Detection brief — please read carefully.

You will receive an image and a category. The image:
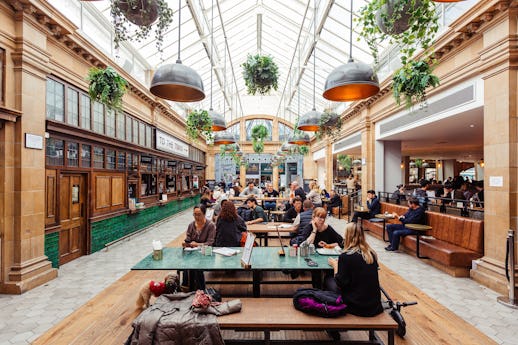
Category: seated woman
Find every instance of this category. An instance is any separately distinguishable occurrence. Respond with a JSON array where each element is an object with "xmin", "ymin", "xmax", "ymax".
[
  {"xmin": 326, "ymin": 223, "xmax": 384, "ymax": 317},
  {"xmin": 306, "ymin": 181, "xmax": 323, "ymax": 208},
  {"xmin": 215, "ymin": 201, "xmax": 247, "ymax": 247},
  {"xmin": 182, "ymin": 204, "xmax": 216, "ymax": 290},
  {"xmin": 303, "ymin": 207, "xmax": 344, "ymax": 249}
]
